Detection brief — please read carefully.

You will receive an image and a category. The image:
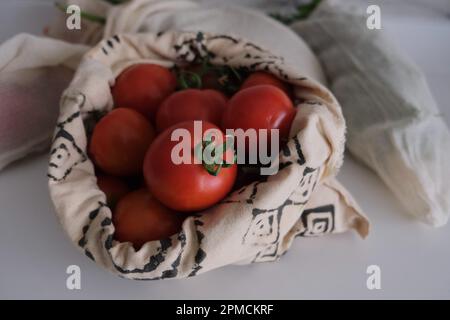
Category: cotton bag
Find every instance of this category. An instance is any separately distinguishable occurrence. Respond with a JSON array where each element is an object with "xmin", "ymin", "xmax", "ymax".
[{"xmin": 48, "ymin": 31, "xmax": 368, "ymax": 279}]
